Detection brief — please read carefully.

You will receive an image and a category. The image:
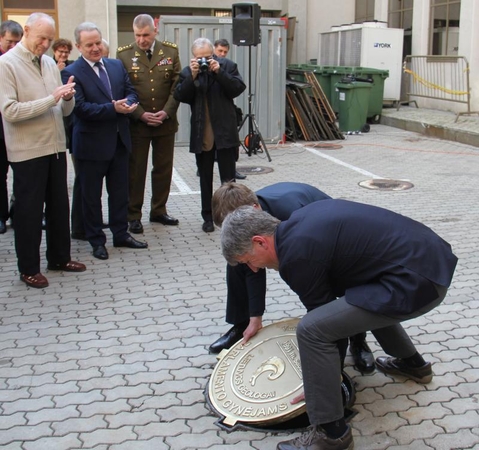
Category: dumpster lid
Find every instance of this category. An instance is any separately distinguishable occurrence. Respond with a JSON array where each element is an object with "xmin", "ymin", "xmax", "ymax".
[
  {"xmin": 207, "ymin": 318, "xmax": 306, "ymax": 427},
  {"xmin": 340, "ymin": 75, "xmax": 373, "ymax": 83}
]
